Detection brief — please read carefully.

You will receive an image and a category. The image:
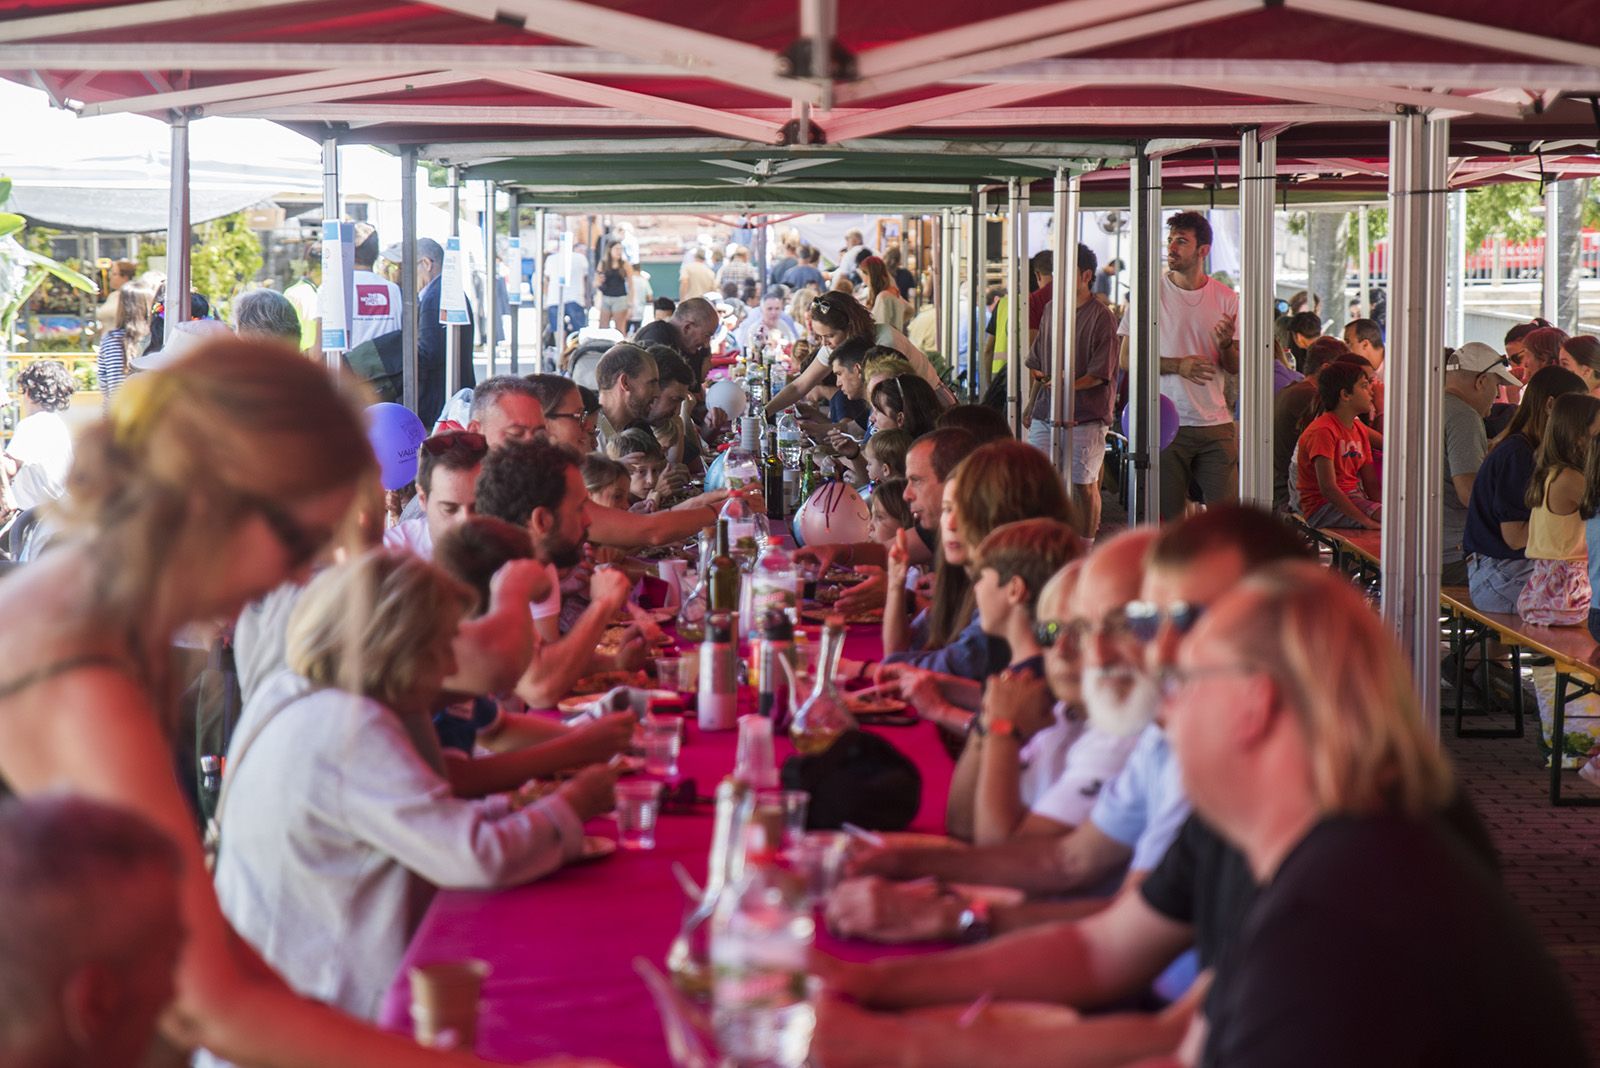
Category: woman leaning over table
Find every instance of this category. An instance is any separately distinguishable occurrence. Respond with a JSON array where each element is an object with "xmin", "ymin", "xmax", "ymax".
[
  {"xmin": 0, "ymin": 339, "xmax": 526, "ymax": 1067},
  {"xmin": 209, "ymin": 551, "xmax": 613, "ymax": 1039}
]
